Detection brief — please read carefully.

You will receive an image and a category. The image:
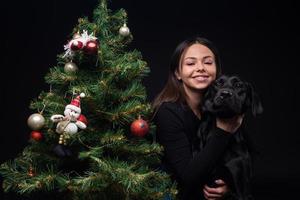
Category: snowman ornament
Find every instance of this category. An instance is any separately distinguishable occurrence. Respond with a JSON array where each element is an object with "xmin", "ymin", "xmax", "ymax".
[{"xmin": 51, "ymin": 93, "xmax": 87, "ymax": 145}]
